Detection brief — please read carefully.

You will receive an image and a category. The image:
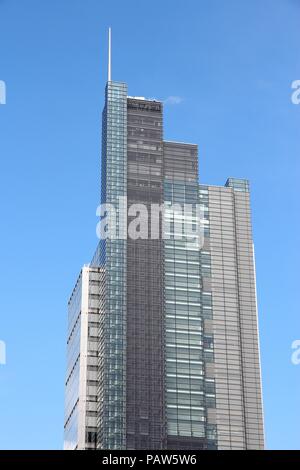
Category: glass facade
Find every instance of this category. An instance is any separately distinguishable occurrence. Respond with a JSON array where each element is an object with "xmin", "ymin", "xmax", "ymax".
[
  {"xmin": 64, "ymin": 275, "xmax": 82, "ymax": 450},
  {"xmin": 99, "ymin": 81, "xmax": 128, "ymax": 450},
  {"xmin": 225, "ymin": 177, "xmax": 250, "ymax": 192},
  {"xmin": 164, "ymin": 180, "xmax": 217, "ymax": 449}
]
